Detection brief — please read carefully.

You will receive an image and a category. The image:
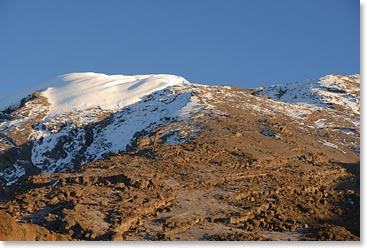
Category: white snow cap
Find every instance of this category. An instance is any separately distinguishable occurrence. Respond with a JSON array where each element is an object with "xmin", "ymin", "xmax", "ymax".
[{"xmin": 42, "ymin": 72, "xmax": 190, "ymax": 115}]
